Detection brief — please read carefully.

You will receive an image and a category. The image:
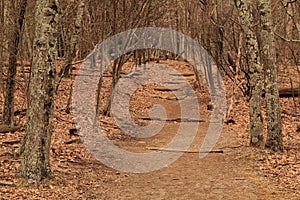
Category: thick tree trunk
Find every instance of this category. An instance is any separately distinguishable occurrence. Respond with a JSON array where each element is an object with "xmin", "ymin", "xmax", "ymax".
[
  {"xmin": 16, "ymin": 0, "xmax": 58, "ymax": 184},
  {"xmin": 3, "ymin": 0, "xmax": 27, "ymax": 126},
  {"xmin": 258, "ymin": 0, "xmax": 283, "ymax": 151},
  {"xmin": 235, "ymin": 0, "xmax": 264, "ymax": 147}
]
